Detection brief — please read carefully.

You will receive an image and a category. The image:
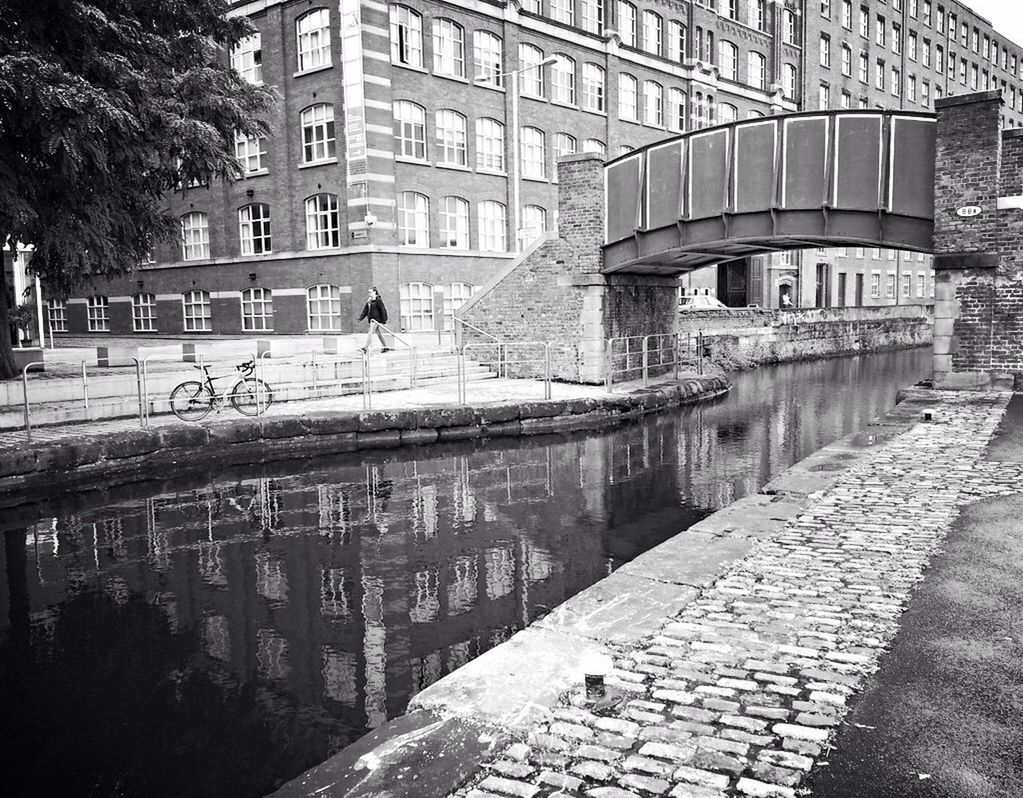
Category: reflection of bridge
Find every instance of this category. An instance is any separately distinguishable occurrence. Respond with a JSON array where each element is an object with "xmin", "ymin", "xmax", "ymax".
[{"xmin": 603, "ymin": 110, "xmax": 937, "ymax": 275}]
